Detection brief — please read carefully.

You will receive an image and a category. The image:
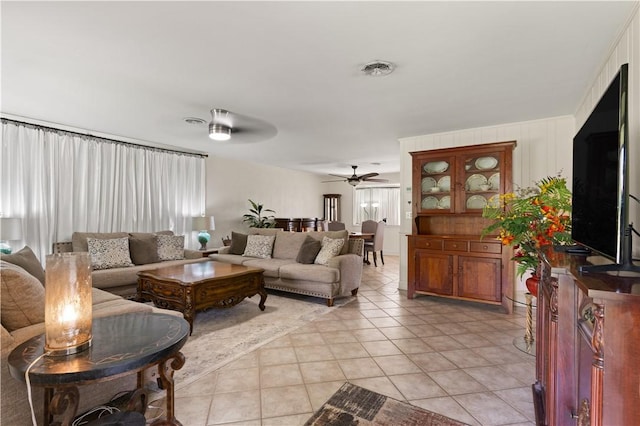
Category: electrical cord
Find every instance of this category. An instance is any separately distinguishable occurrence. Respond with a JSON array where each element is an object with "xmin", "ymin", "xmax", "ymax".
[{"xmin": 25, "ymin": 351, "xmax": 51, "ymax": 426}]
